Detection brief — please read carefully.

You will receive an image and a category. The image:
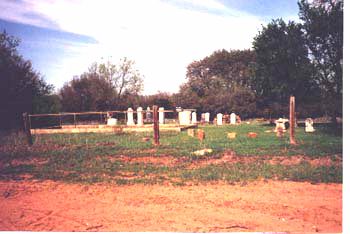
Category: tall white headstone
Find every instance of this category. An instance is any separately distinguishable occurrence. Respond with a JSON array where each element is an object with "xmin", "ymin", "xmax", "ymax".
[
  {"xmin": 191, "ymin": 112, "xmax": 197, "ymax": 124},
  {"xmin": 179, "ymin": 111, "xmax": 191, "ymax": 125},
  {"xmin": 127, "ymin": 108, "xmax": 135, "ymax": 126},
  {"xmin": 230, "ymin": 113, "xmax": 236, "ymax": 125},
  {"xmin": 146, "ymin": 106, "xmax": 152, "ymax": 122},
  {"xmin": 204, "ymin": 112, "xmax": 210, "ymax": 123},
  {"xmin": 137, "ymin": 107, "xmax": 143, "ymax": 126},
  {"xmin": 159, "ymin": 107, "xmax": 165, "ymax": 124},
  {"xmin": 217, "ymin": 113, "xmax": 223, "ymax": 125}
]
